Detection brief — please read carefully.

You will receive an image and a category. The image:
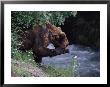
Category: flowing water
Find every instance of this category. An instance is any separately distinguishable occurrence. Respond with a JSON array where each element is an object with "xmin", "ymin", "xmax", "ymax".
[{"xmin": 42, "ymin": 44, "xmax": 100, "ymax": 77}]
